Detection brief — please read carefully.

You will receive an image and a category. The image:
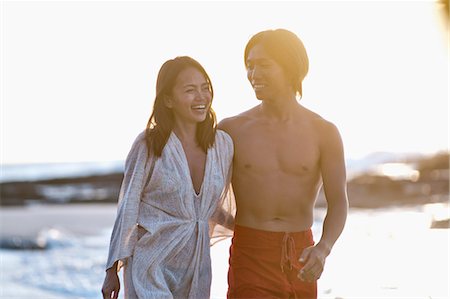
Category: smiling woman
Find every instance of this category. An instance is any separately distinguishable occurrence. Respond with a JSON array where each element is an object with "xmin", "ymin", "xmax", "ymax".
[
  {"xmin": 145, "ymin": 56, "xmax": 216, "ymax": 158},
  {"xmin": 101, "ymin": 56, "xmax": 234, "ymax": 299}
]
